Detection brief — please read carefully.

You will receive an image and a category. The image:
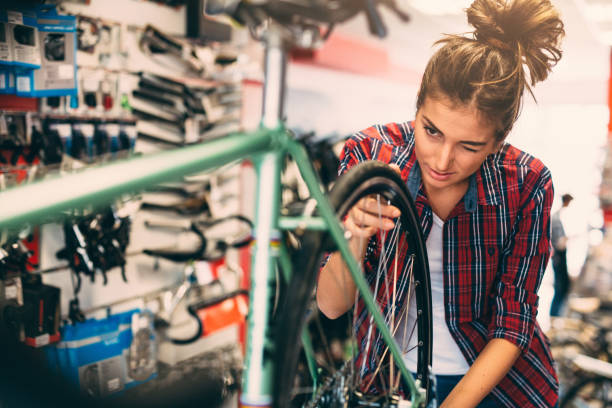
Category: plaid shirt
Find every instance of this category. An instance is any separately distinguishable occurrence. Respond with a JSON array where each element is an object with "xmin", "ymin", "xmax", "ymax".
[{"xmin": 339, "ymin": 122, "xmax": 558, "ymax": 408}]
